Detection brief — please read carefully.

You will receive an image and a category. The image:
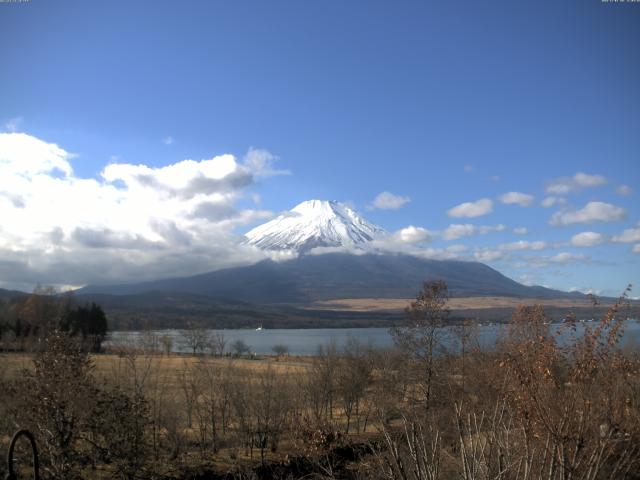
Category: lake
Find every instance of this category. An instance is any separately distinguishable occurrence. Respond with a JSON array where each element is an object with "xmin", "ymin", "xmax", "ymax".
[{"xmin": 106, "ymin": 319, "xmax": 640, "ymax": 356}]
